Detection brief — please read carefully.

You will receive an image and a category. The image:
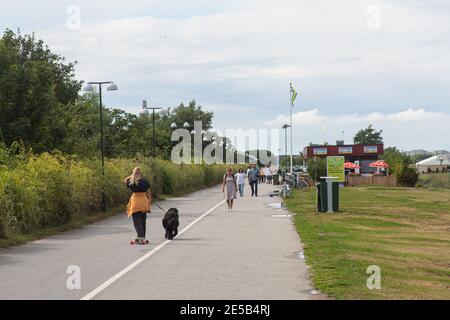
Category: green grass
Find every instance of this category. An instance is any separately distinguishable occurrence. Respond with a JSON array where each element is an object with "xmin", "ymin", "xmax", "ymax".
[{"xmin": 285, "ymin": 186, "xmax": 450, "ymax": 300}]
